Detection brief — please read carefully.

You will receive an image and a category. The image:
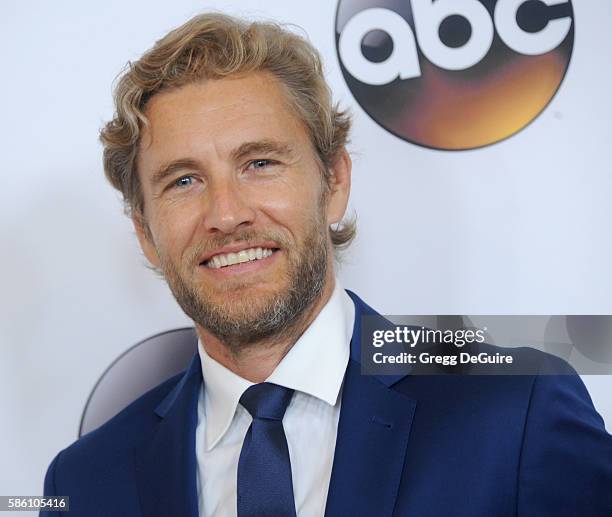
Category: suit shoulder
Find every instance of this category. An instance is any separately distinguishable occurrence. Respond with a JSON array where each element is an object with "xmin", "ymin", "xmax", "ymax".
[
  {"xmin": 393, "ymin": 343, "xmax": 582, "ymax": 412},
  {"xmin": 53, "ymin": 370, "xmax": 186, "ymax": 471}
]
